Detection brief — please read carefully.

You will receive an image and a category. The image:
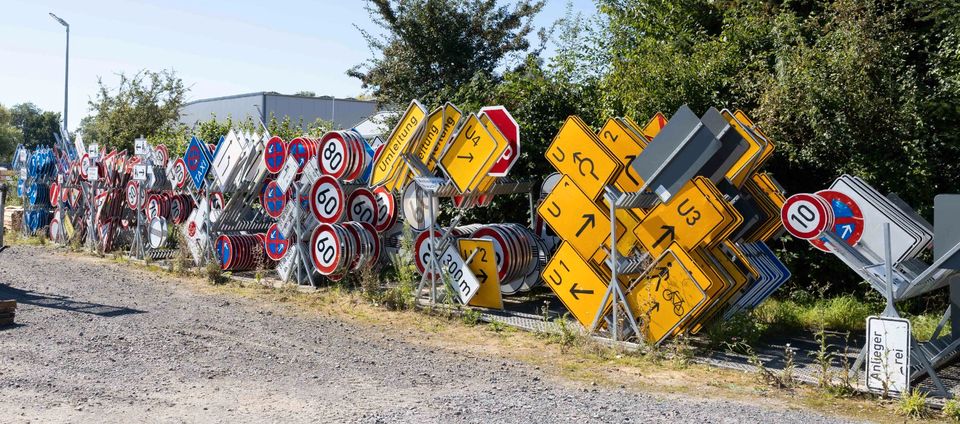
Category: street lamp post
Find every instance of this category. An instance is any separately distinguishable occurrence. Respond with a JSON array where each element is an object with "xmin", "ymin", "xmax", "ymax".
[{"xmin": 49, "ymin": 13, "xmax": 69, "ymax": 131}]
